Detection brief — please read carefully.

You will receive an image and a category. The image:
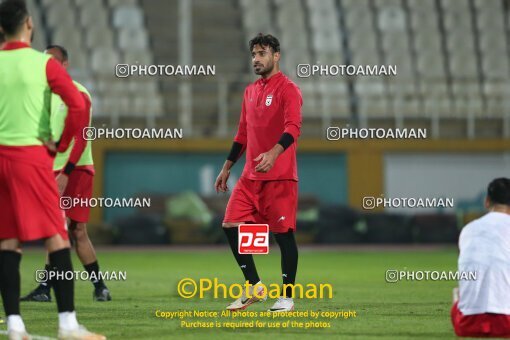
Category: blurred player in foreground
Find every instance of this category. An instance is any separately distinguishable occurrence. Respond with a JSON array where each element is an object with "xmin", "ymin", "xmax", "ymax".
[
  {"xmin": 21, "ymin": 44, "xmax": 111, "ymax": 303},
  {"xmin": 0, "ymin": 19, "xmax": 7, "ymax": 332},
  {"xmin": 0, "ymin": 0, "xmax": 105, "ymax": 339},
  {"xmin": 451, "ymin": 178, "xmax": 510, "ymax": 337},
  {"xmin": 215, "ymin": 33, "xmax": 302, "ymax": 312}
]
